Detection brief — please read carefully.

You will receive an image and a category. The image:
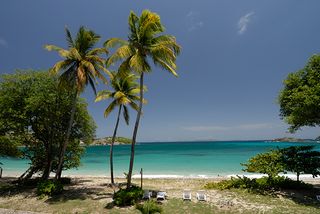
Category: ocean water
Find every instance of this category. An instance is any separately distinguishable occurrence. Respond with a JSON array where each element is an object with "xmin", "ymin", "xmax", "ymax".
[{"xmin": 1, "ymin": 141, "xmax": 319, "ymax": 178}]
